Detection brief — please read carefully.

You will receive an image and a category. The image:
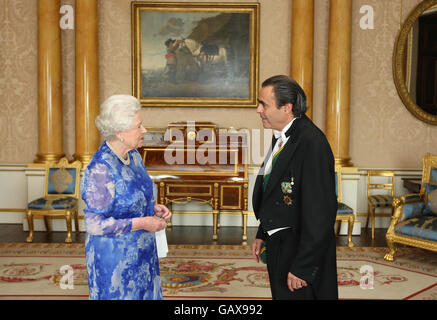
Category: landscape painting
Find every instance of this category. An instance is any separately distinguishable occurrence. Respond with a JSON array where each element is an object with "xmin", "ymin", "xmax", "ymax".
[{"xmin": 131, "ymin": 2, "xmax": 259, "ymax": 108}]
